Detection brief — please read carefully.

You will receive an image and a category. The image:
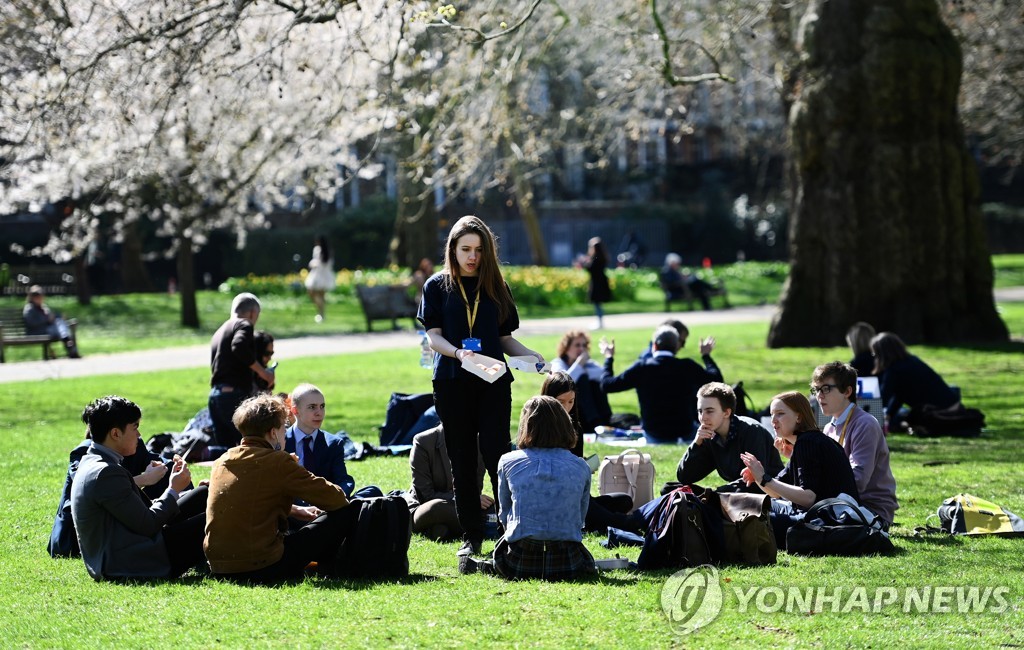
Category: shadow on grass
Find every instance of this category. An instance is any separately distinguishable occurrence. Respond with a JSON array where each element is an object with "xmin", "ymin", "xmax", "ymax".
[
  {"xmin": 895, "ymin": 532, "xmax": 962, "ymax": 547},
  {"xmin": 937, "ymin": 340, "xmax": 1024, "ymax": 355}
]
